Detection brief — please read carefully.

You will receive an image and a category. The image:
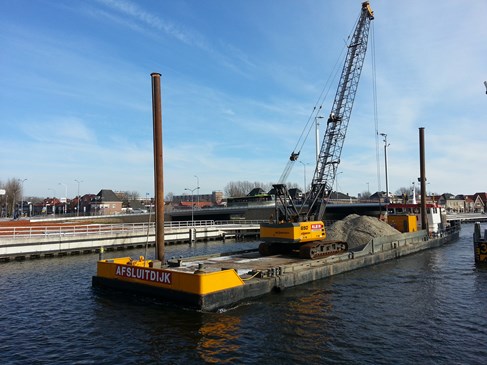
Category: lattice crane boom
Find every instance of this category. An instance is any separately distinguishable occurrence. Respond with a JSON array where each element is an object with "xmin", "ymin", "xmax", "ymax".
[{"xmin": 302, "ymin": 1, "xmax": 374, "ymax": 221}]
